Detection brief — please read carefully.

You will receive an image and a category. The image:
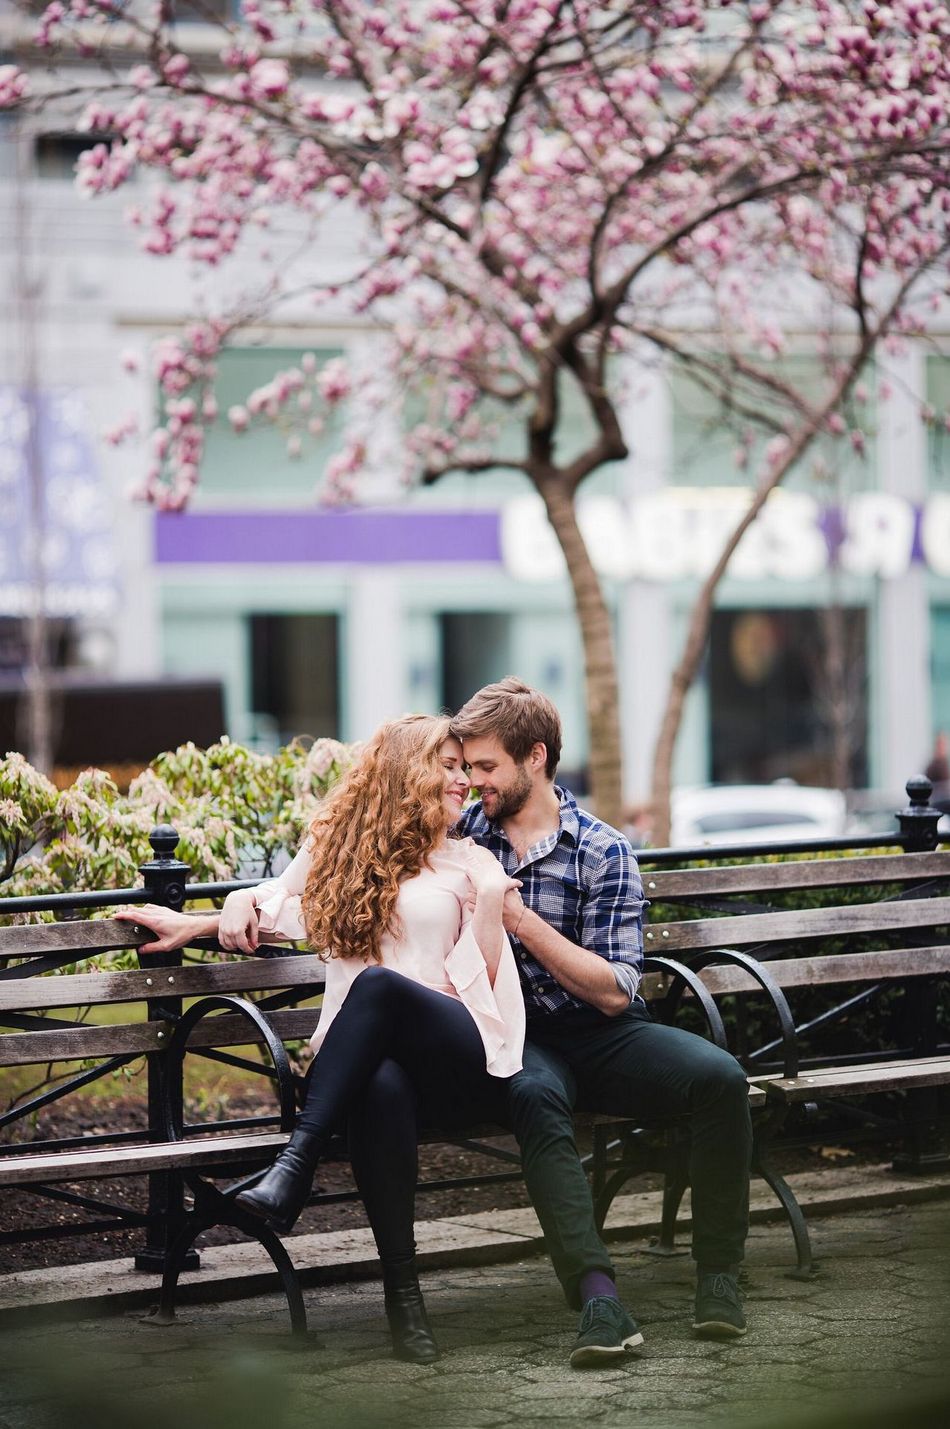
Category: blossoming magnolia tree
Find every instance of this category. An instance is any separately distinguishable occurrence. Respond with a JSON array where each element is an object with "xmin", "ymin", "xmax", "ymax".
[{"xmin": 3, "ymin": 1, "xmax": 950, "ymax": 835}]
